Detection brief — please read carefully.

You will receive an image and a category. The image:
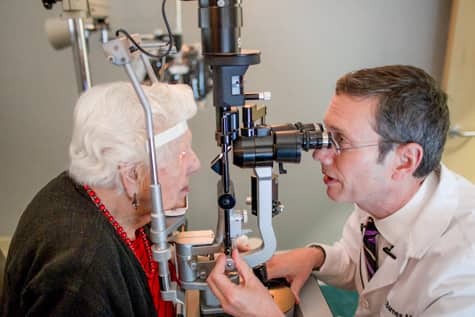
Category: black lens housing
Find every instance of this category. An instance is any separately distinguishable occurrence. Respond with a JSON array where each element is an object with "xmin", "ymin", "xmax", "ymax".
[{"xmin": 233, "ymin": 123, "xmax": 332, "ymax": 168}]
